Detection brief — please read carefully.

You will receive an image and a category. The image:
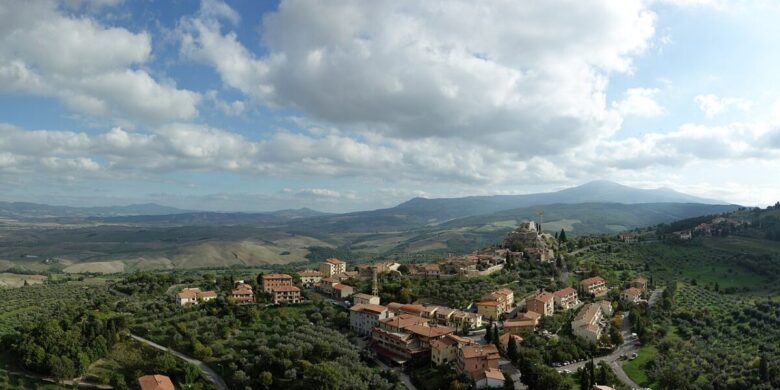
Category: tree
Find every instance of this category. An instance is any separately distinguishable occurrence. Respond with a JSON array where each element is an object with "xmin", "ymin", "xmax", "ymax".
[
  {"xmin": 588, "ymin": 358, "xmax": 596, "ymax": 386},
  {"xmin": 559, "ymin": 229, "xmax": 567, "ymax": 242},
  {"xmin": 578, "ymin": 367, "xmax": 590, "ymax": 390},
  {"xmin": 508, "ymin": 338, "xmax": 518, "ymax": 362},
  {"xmin": 760, "ymin": 354, "xmax": 769, "ymax": 382},
  {"xmin": 598, "ymin": 363, "xmax": 608, "ymax": 385},
  {"xmin": 259, "ymin": 371, "xmax": 273, "ymax": 389}
]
